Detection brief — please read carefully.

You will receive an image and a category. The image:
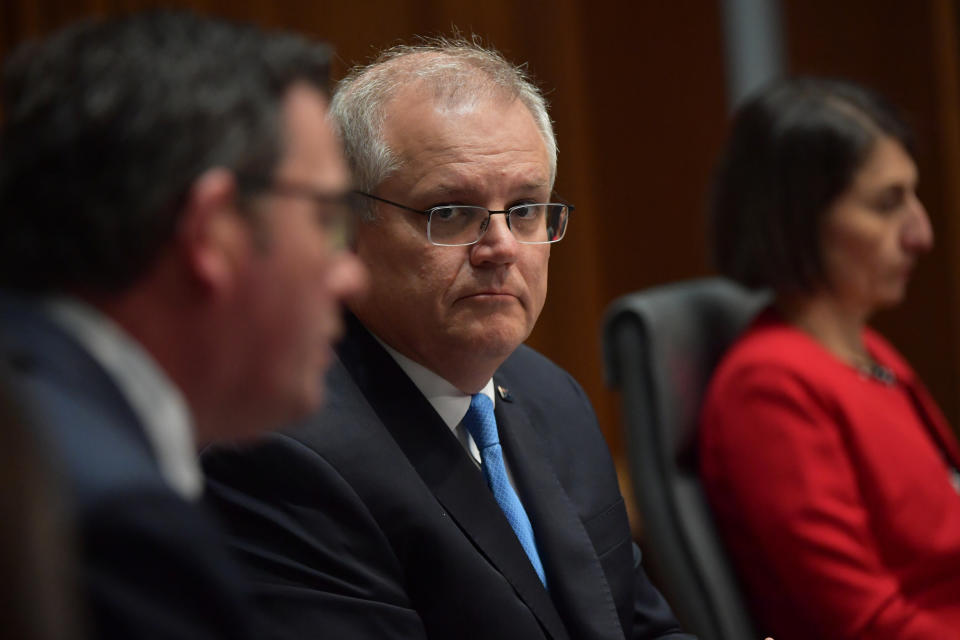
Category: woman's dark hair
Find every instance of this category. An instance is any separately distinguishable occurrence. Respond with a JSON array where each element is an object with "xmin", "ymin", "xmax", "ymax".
[{"xmin": 710, "ymin": 77, "xmax": 914, "ymax": 293}]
